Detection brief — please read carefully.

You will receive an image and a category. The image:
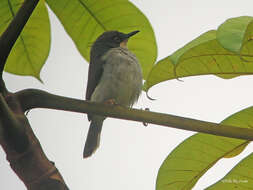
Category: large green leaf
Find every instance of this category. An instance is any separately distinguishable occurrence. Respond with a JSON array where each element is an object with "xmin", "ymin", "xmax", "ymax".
[
  {"xmin": 0, "ymin": 0, "xmax": 50, "ymax": 80},
  {"xmin": 46, "ymin": 0, "xmax": 157, "ymax": 79},
  {"xmin": 206, "ymin": 153, "xmax": 253, "ymax": 189},
  {"xmin": 217, "ymin": 16, "xmax": 253, "ymax": 54},
  {"xmin": 156, "ymin": 106, "xmax": 253, "ymax": 190},
  {"xmin": 240, "ymin": 20, "xmax": 253, "ymax": 62},
  {"xmin": 170, "ymin": 30, "xmax": 217, "ymax": 64},
  {"xmin": 144, "ymin": 17, "xmax": 253, "ymax": 91},
  {"xmin": 144, "ymin": 31, "xmax": 217, "ymax": 90}
]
